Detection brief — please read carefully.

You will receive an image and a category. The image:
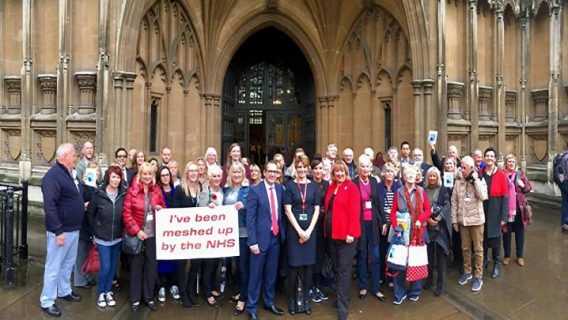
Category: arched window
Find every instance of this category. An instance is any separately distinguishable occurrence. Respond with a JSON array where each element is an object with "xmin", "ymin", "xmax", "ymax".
[{"xmin": 235, "ymin": 62, "xmax": 298, "ymax": 106}]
